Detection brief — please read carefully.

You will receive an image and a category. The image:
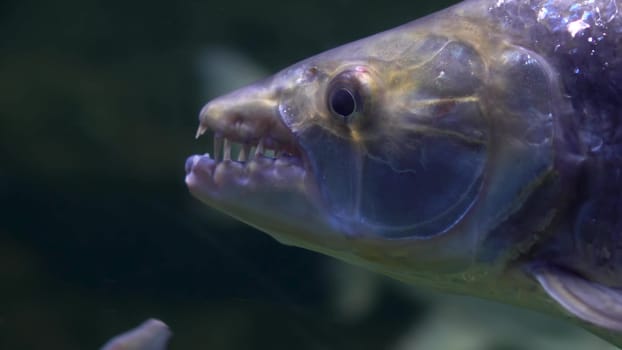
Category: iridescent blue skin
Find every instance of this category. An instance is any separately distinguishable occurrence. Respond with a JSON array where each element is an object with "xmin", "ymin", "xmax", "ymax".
[{"xmin": 185, "ymin": 0, "xmax": 622, "ymax": 344}]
